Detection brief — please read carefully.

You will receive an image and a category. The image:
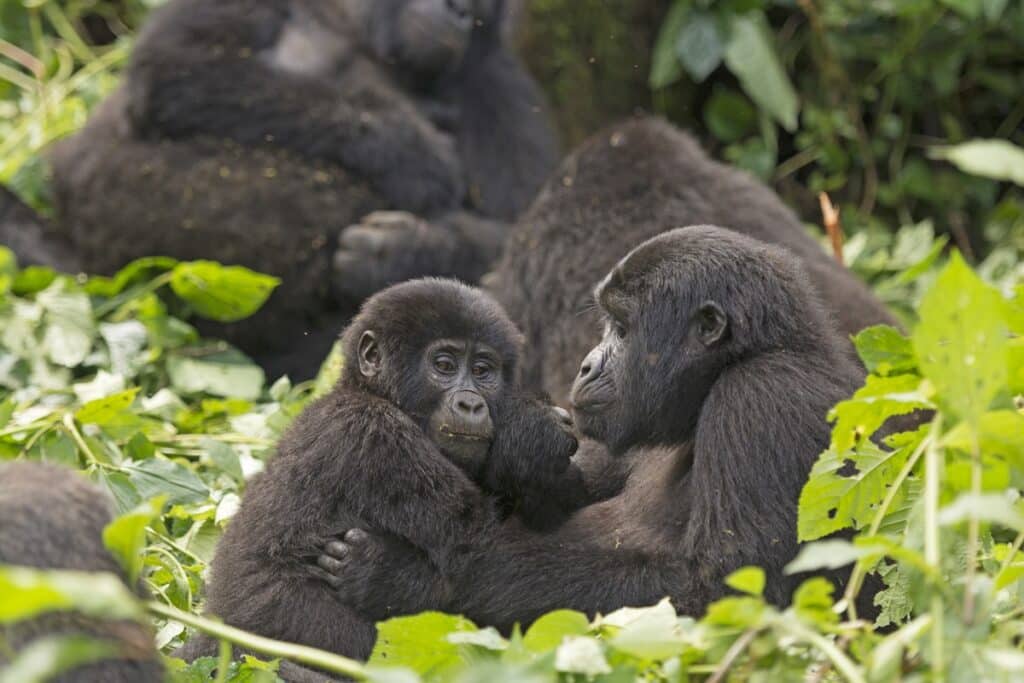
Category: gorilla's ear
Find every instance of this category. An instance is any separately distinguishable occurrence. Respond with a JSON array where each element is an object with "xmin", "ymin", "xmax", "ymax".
[
  {"xmin": 696, "ymin": 302, "xmax": 728, "ymax": 347},
  {"xmin": 357, "ymin": 330, "xmax": 383, "ymax": 377}
]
